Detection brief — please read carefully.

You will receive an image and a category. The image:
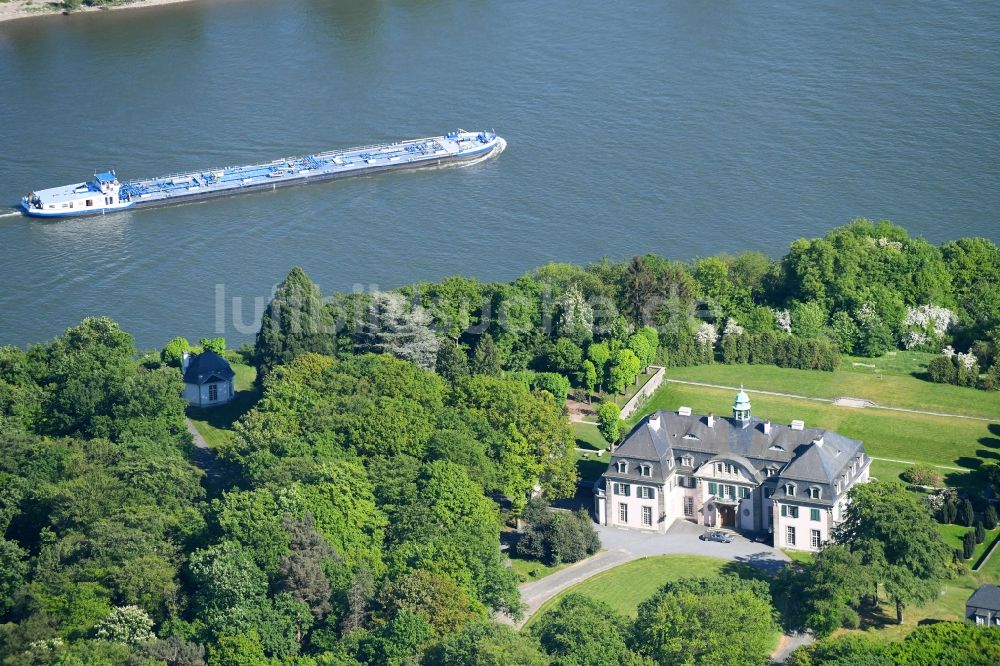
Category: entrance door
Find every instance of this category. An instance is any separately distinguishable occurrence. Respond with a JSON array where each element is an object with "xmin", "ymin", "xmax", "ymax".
[{"xmin": 719, "ymin": 505, "xmax": 735, "ymax": 528}]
